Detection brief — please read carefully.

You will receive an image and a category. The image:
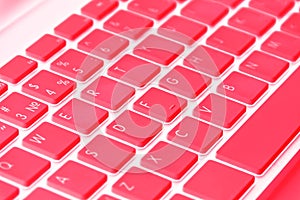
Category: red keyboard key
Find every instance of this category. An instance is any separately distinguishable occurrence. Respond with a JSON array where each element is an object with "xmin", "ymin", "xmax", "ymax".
[
  {"xmin": 0, "ymin": 82, "xmax": 8, "ymax": 96},
  {"xmin": 134, "ymin": 34, "xmax": 184, "ymax": 65},
  {"xmin": 239, "ymin": 51, "xmax": 289, "ymax": 83},
  {"xmin": 217, "ymin": 67, "xmax": 300, "ymax": 174},
  {"xmin": 168, "ymin": 117, "xmax": 223, "ymax": 153},
  {"xmin": 81, "ymin": 0, "xmax": 119, "ymax": 20},
  {"xmin": 158, "ymin": 15, "xmax": 207, "ymax": 45},
  {"xmin": 54, "ymin": 14, "xmax": 93, "ymax": 40},
  {"xmin": 217, "ymin": 71, "xmax": 268, "ymax": 105},
  {"xmin": 104, "ymin": 10, "xmax": 153, "ymax": 40},
  {"xmin": 98, "ymin": 195, "xmax": 119, "ymax": 200},
  {"xmin": 141, "ymin": 141, "xmax": 198, "ymax": 179},
  {"xmin": 128, "ymin": 0, "xmax": 176, "ymax": 20},
  {"xmin": 213, "ymin": 0, "xmax": 243, "ymax": 8},
  {"xmin": 0, "ymin": 180, "xmax": 19, "ymax": 200},
  {"xmin": 23, "ymin": 122, "xmax": 80, "ymax": 160},
  {"xmin": 81, "ymin": 76, "xmax": 135, "ymax": 110},
  {"xmin": 48, "ymin": 161, "xmax": 107, "ymax": 199},
  {"xmin": 181, "ymin": 0, "xmax": 229, "ymax": 26},
  {"xmin": 78, "ymin": 29, "xmax": 129, "ymax": 60},
  {"xmin": 228, "ymin": 8, "xmax": 276, "ymax": 36},
  {"xmin": 51, "ymin": 49, "xmax": 103, "ymax": 81},
  {"xmin": 0, "ymin": 56, "xmax": 37, "ymax": 84},
  {"xmin": 159, "ymin": 65, "xmax": 211, "ymax": 99},
  {"xmin": 281, "ymin": 13, "xmax": 300, "ymax": 37},
  {"xmin": 108, "ymin": 54, "xmax": 160, "ymax": 87},
  {"xmin": 53, "ymin": 98, "xmax": 108, "ymax": 134},
  {"xmin": 207, "ymin": 26, "xmax": 256, "ymax": 56},
  {"xmin": 0, "ymin": 121, "xmax": 18, "ymax": 150},
  {"xmin": 0, "ymin": 147, "xmax": 50, "ymax": 186},
  {"xmin": 106, "ymin": 110, "xmax": 162, "ymax": 147},
  {"xmin": 258, "ymin": 150, "xmax": 300, "ymax": 200},
  {"xmin": 78, "ymin": 135, "xmax": 135, "ymax": 173},
  {"xmin": 26, "ymin": 34, "xmax": 66, "ymax": 61},
  {"xmin": 184, "ymin": 161, "xmax": 254, "ymax": 199},
  {"xmin": 24, "ymin": 188, "xmax": 68, "ymax": 200},
  {"xmin": 171, "ymin": 194, "xmax": 193, "ymax": 200},
  {"xmin": 112, "ymin": 167, "xmax": 171, "ymax": 200},
  {"xmin": 261, "ymin": 31, "xmax": 300, "ymax": 61},
  {"xmin": 0, "ymin": 92, "xmax": 48, "ymax": 128},
  {"xmin": 184, "ymin": 45, "xmax": 234, "ymax": 77},
  {"xmin": 193, "ymin": 93, "xmax": 246, "ymax": 128},
  {"xmin": 133, "ymin": 88, "xmax": 187, "ymax": 122},
  {"xmin": 22, "ymin": 70, "xmax": 76, "ymax": 104},
  {"xmin": 249, "ymin": 0, "xmax": 295, "ymax": 18}
]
